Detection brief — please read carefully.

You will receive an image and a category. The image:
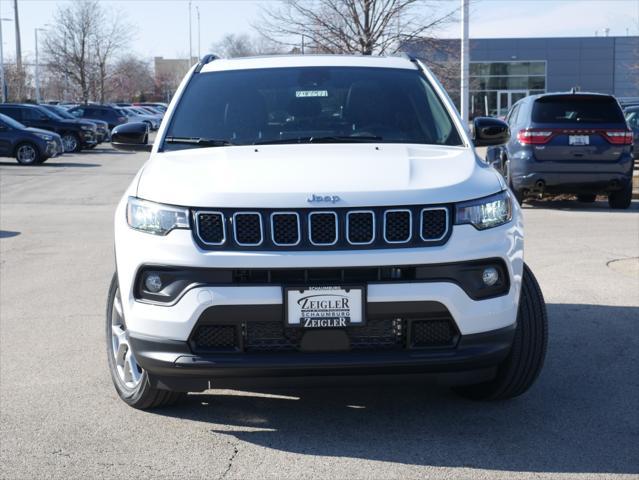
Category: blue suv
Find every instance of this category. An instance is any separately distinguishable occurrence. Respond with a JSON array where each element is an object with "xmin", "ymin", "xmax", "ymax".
[{"xmin": 487, "ymin": 92, "xmax": 634, "ymax": 209}]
